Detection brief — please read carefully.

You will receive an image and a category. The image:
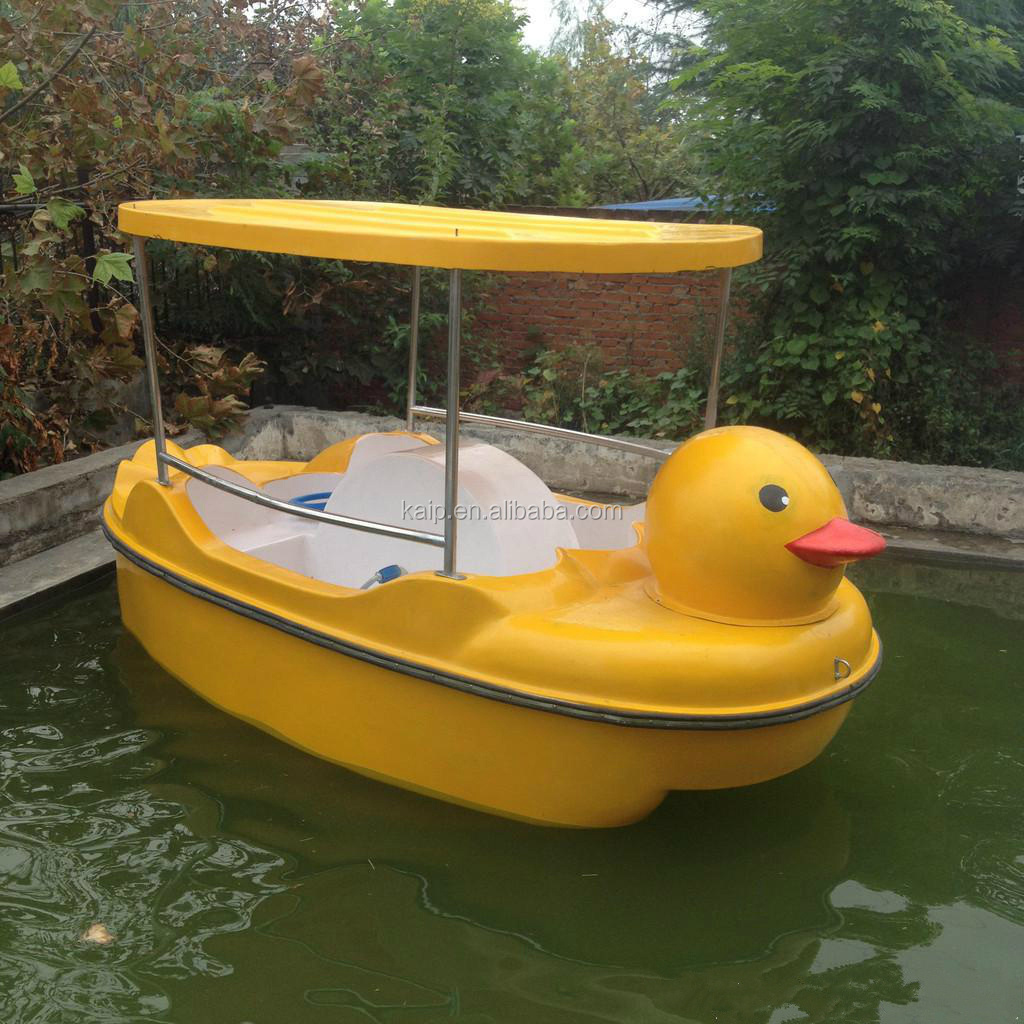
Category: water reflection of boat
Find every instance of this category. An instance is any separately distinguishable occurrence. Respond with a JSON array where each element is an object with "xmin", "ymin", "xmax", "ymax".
[{"xmin": 121, "ymin": 626, "xmax": 940, "ymax": 1024}]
